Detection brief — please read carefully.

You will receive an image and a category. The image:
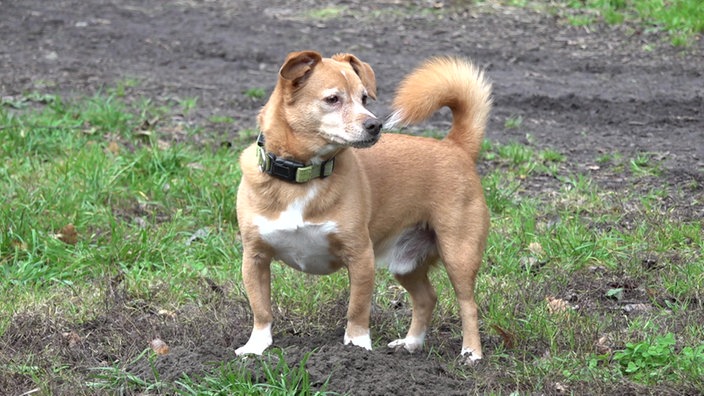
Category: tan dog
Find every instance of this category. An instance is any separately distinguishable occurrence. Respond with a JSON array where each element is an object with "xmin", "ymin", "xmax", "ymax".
[{"xmin": 235, "ymin": 50, "xmax": 492, "ymax": 362}]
